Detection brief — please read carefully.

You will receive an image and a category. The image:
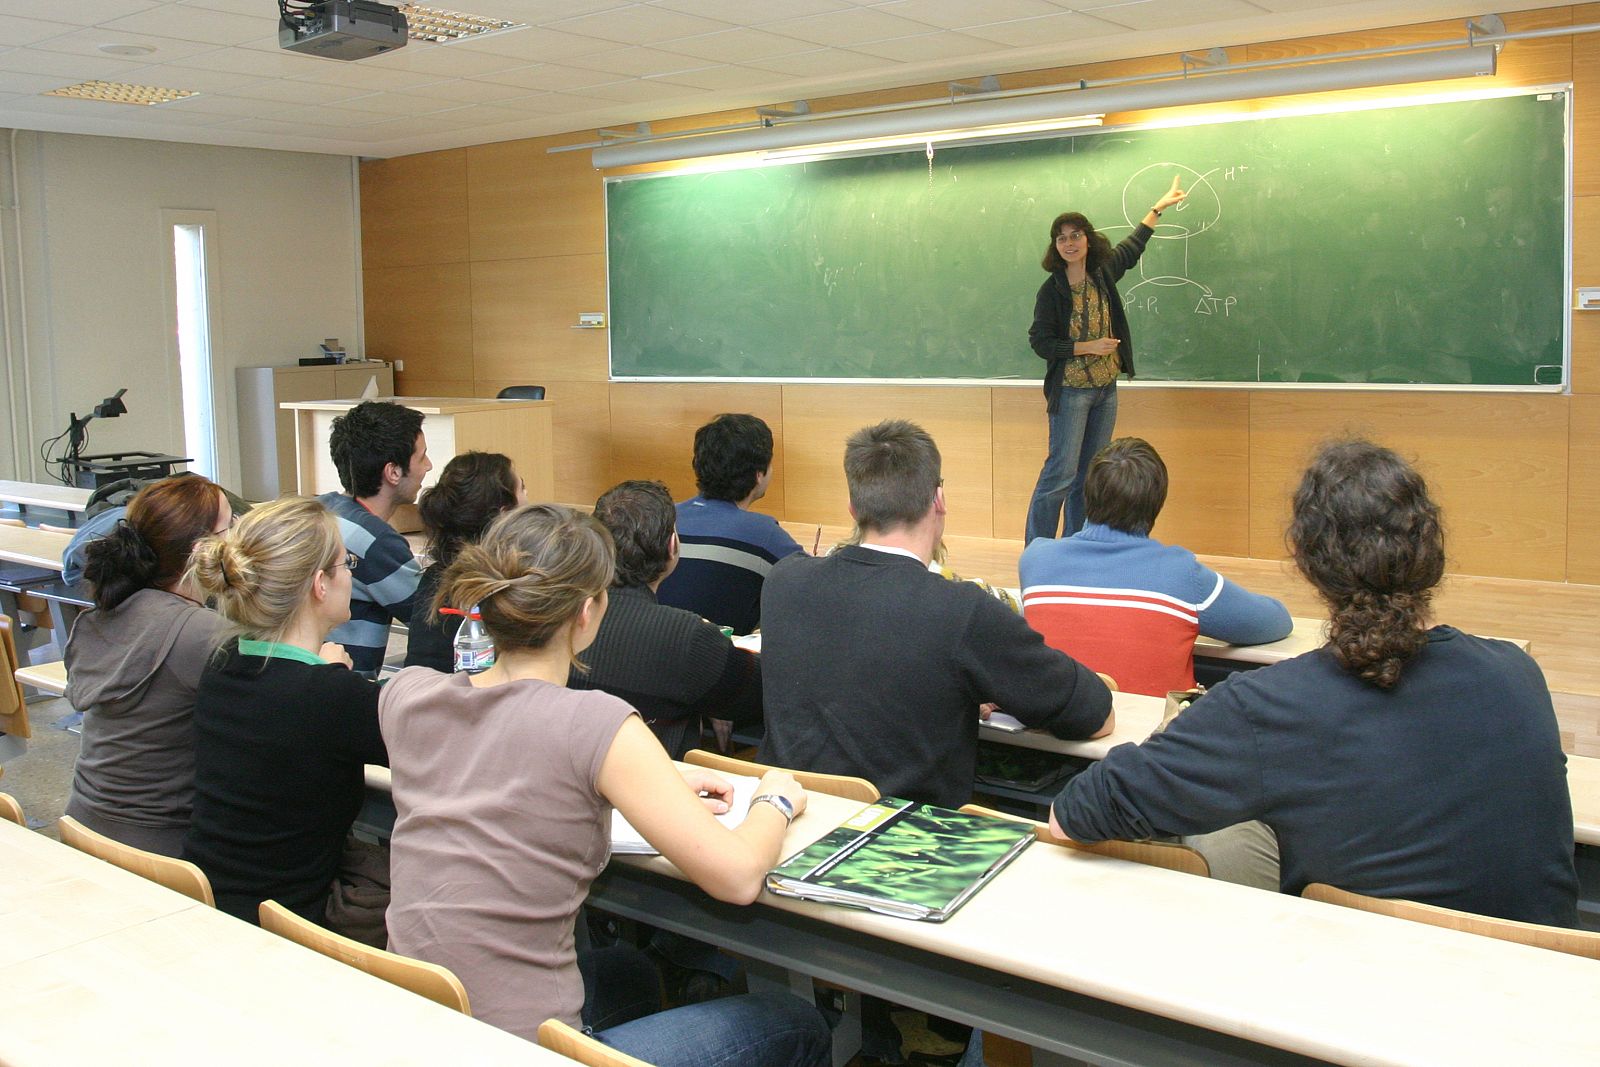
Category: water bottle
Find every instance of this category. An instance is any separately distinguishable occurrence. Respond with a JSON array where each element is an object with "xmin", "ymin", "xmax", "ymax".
[{"xmin": 452, "ymin": 605, "xmax": 496, "ymax": 674}]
